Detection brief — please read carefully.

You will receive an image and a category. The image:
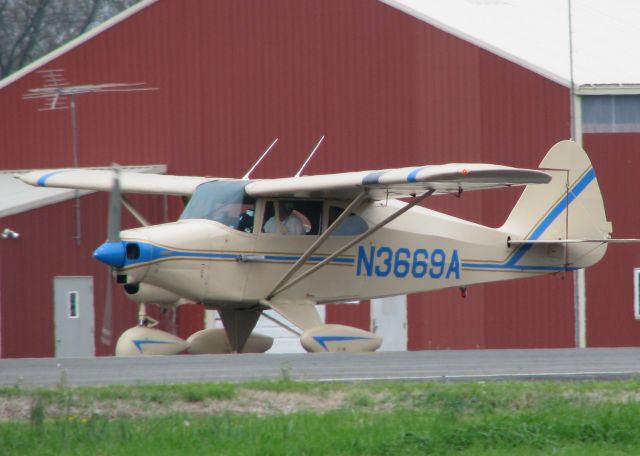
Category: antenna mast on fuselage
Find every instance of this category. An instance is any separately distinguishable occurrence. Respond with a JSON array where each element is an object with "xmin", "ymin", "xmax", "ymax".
[{"xmin": 242, "ymin": 138, "xmax": 279, "ymax": 179}]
